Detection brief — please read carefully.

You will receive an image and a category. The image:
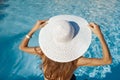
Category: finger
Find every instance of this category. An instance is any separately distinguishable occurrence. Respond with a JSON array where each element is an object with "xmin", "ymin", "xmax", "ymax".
[
  {"xmin": 89, "ymin": 22, "xmax": 95, "ymax": 27},
  {"xmin": 88, "ymin": 23, "xmax": 94, "ymax": 29},
  {"xmin": 90, "ymin": 22, "xmax": 99, "ymax": 27},
  {"xmin": 40, "ymin": 22, "xmax": 47, "ymax": 27},
  {"xmin": 40, "ymin": 20, "xmax": 48, "ymax": 23},
  {"xmin": 37, "ymin": 20, "xmax": 45, "ymax": 24},
  {"xmin": 40, "ymin": 20, "xmax": 49, "ymax": 25}
]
